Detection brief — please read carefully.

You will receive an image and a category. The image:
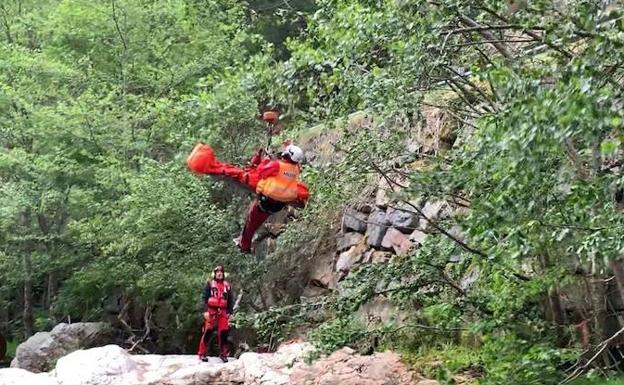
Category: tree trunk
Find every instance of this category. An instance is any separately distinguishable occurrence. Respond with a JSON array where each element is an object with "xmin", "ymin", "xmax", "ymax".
[
  {"xmin": 23, "ymin": 252, "xmax": 34, "ymax": 339},
  {"xmin": 610, "ymin": 259, "xmax": 624, "ymax": 308},
  {"xmin": 18, "ymin": 209, "xmax": 35, "ymax": 339},
  {"xmin": 45, "ymin": 272, "xmax": 57, "ymax": 312},
  {"xmin": 591, "ymin": 254, "xmax": 611, "ymax": 368},
  {"xmin": 540, "ymin": 254, "xmax": 567, "ymax": 344},
  {"xmin": 548, "ymin": 289, "xmax": 567, "ymax": 345},
  {"xmin": 0, "ymin": 294, "xmax": 8, "ymax": 337}
]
